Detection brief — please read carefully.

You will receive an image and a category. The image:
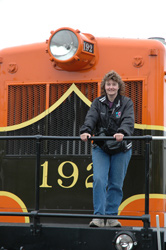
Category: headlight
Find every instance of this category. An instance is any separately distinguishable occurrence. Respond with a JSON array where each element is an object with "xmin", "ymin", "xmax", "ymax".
[
  {"xmin": 46, "ymin": 27, "xmax": 97, "ymax": 71},
  {"xmin": 114, "ymin": 232, "xmax": 137, "ymax": 250},
  {"xmin": 49, "ymin": 29, "xmax": 78, "ymax": 61}
]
